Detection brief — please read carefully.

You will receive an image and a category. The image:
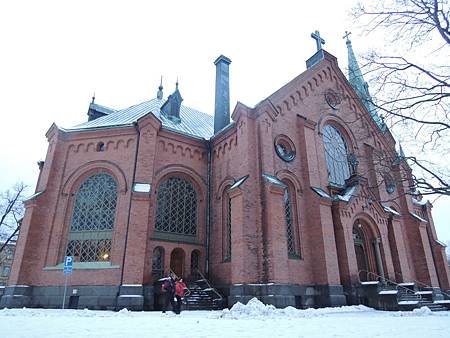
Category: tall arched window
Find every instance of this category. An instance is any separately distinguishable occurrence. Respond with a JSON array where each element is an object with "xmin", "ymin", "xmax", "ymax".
[
  {"xmin": 152, "ymin": 247, "xmax": 164, "ymax": 276},
  {"xmin": 66, "ymin": 173, "xmax": 117, "ymax": 262},
  {"xmin": 155, "ymin": 177, "xmax": 198, "ymax": 235},
  {"xmin": 283, "ymin": 182, "xmax": 300, "ymax": 258},
  {"xmin": 323, "ymin": 124, "xmax": 351, "ymax": 186},
  {"xmin": 223, "ymin": 187, "xmax": 232, "ymax": 261},
  {"xmin": 191, "ymin": 250, "xmax": 200, "ymax": 275}
]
